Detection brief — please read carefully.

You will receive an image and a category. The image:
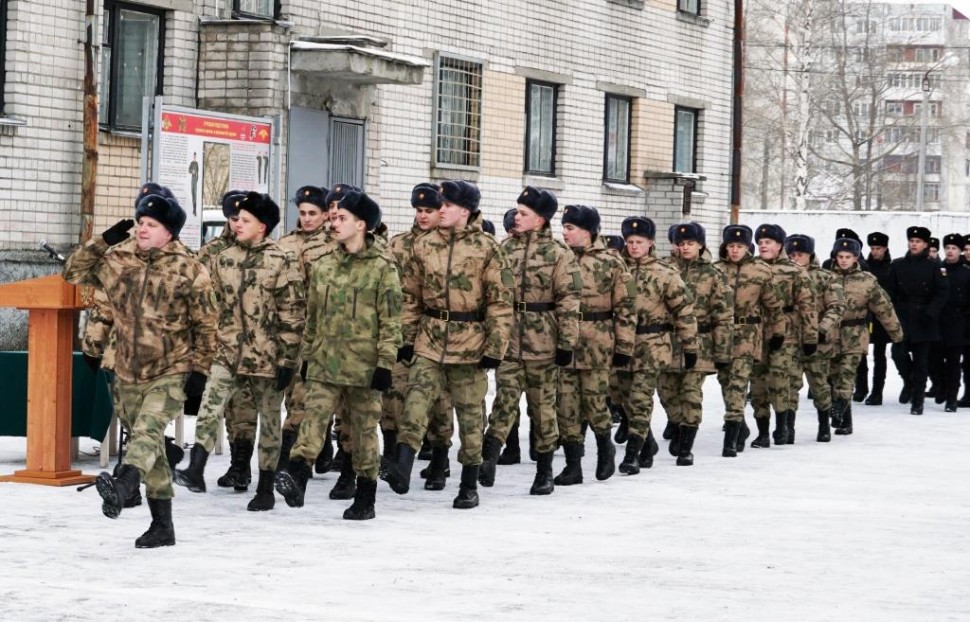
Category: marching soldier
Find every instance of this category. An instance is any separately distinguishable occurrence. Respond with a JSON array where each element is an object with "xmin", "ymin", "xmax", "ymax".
[
  {"xmin": 384, "ymin": 180, "xmax": 513, "ymax": 509},
  {"xmin": 962, "ymin": 233, "xmax": 970, "ymax": 408},
  {"xmin": 553, "ymin": 205, "xmax": 636, "ymax": 486},
  {"xmin": 858, "ymin": 231, "xmax": 894, "ymax": 406},
  {"xmin": 937, "ymin": 233, "xmax": 970, "ymax": 412},
  {"xmin": 829, "ymin": 237, "xmax": 903, "ymax": 433},
  {"xmin": 928, "ymin": 237, "xmax": 940, "ymax": 262},
  {"xmin": 480, "ymin": 187, "xmax": 580, "ymax": 494},
  {"xmin": 64, "ymin": 189, "xmax": 217, "ymax": 547},
  {"xmin": 657, "ymin": 222, "xmax": 733, "ymax": 465},
  {"xmin": 714, "ymin": 225, "xmax": 785, "ymax": 457},
  {"xmin": 785, "ymin": 235, "xmax": 845, "ymax": 442}
]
